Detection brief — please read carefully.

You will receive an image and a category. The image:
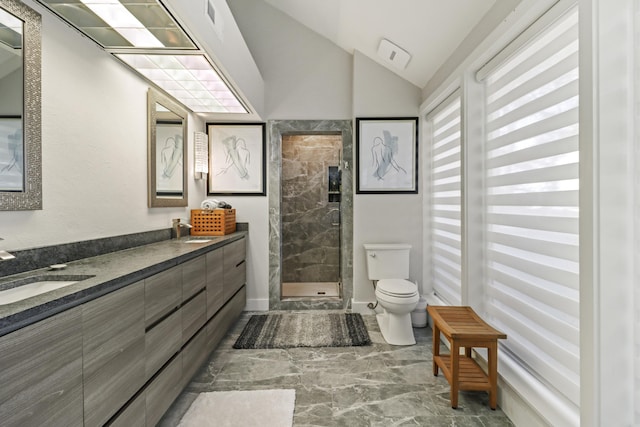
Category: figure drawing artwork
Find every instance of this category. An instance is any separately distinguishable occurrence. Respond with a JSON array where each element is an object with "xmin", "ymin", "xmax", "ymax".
[
  {"xmin": 356, "ymin": 117, "xmax": 418, "ymax": 193},
  {"xmin": 208, "ymin": 123, "xmax": 266, "ymax": 195},
  {"xmin": 0, "ymin": 117, "xmax": 23, "ymax": 192},
  {"xmin": 155, "ymin": 121, "xmax": 184, "ymax": 196}
]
